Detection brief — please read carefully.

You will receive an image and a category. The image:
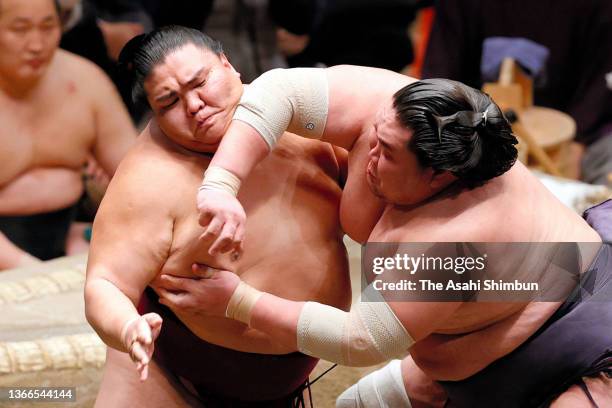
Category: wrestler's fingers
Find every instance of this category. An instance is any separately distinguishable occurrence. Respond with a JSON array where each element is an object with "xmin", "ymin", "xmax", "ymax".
[
  {"xmin": 130, "ymin": 341, "xmax": 149, "ymax": 366},
  {"xmin": 134, "ymin": 319, "xmax": 153, "ymax": 345},
  {"xmin": 159, "ymin": 274, "xmax": 190, "ymax": 291},
  {"xmin": 157, "ymin": 288, "xmax": 185, "ymax": 308},
  {"xmin": 230, "ymin": 231, "xmax": 244, "ymax": 262},
  {"xmin": 201, "ymin": 217, "xmax": 224, "ymax": 242},
  {"xmin": 208, "ymin": 222, "xmax": 237, "ymax": 255},
  {"xmin": 230, "ymin": 226, "xmax": 246, "ymax": 261},
  {"xmin": 226, "ymin": 222, "xmax": 245, "ymax": 258},
  {"xmin": 143, "ymin": 313, "xmax": 162, "ymax": 329},
  {"xmin": 192, "ymin": 263, "xmax": 219, "ymax": 278},
  {"xmin": 143, "ymin": 313, "xmax": 162, "ymax": 339}
]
